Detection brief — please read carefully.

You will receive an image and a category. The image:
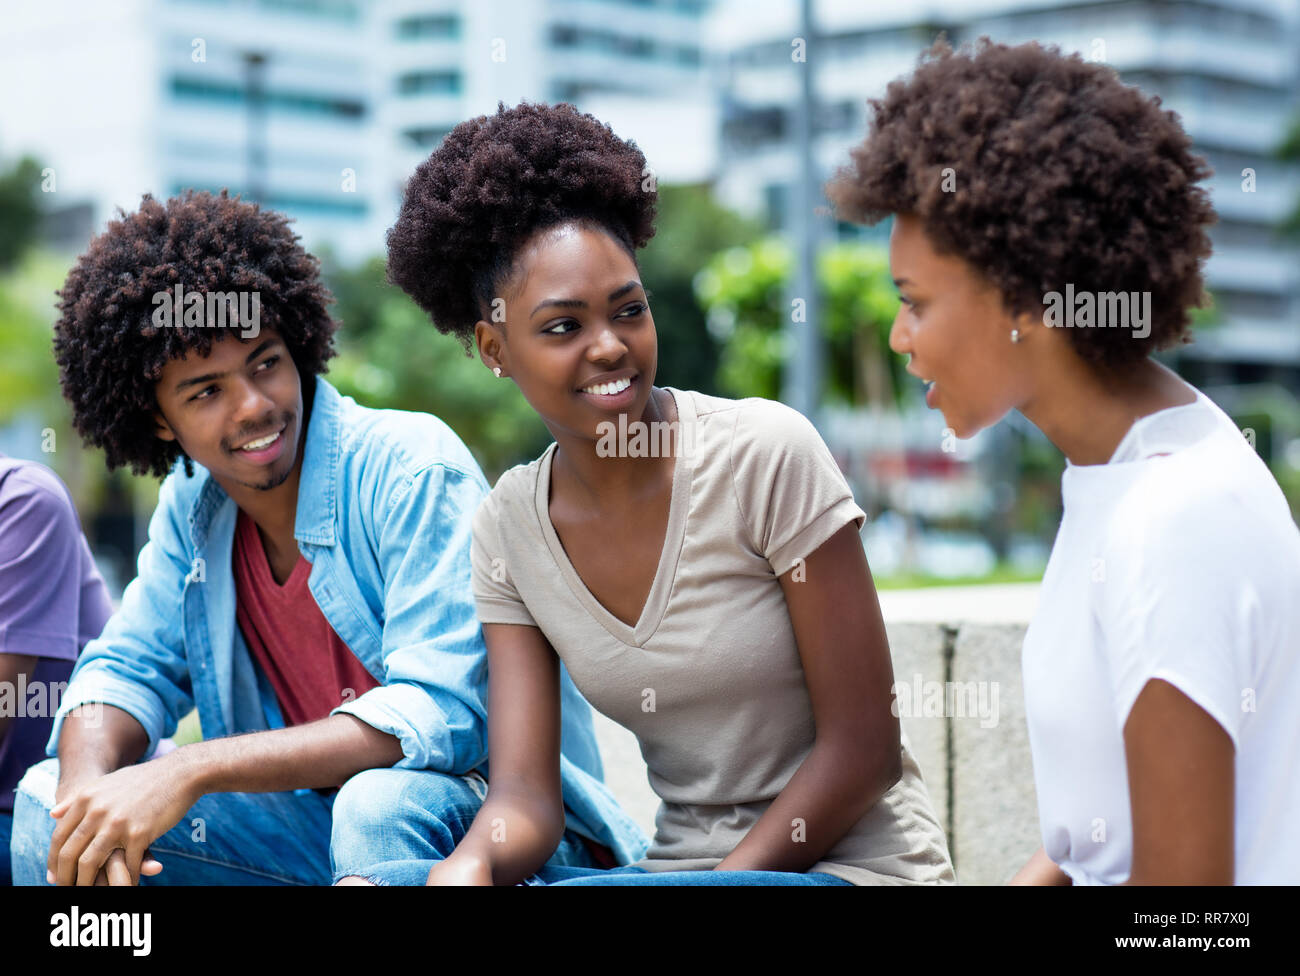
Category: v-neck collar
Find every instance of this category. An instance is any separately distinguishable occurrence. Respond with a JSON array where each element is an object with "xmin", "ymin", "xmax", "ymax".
[
  {"xmin": 237, "ymin": 508, "xmax": 309, "ymax": 593},
  {"xmin": 534, "ymin": 387, "xmax": 695, "ymax": 648}
]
